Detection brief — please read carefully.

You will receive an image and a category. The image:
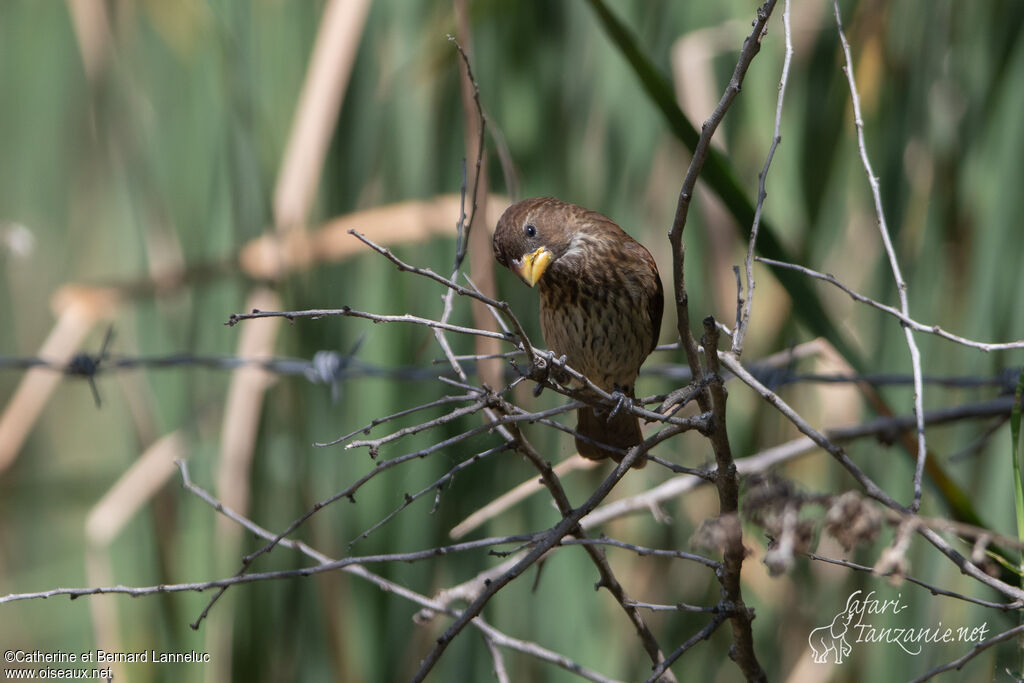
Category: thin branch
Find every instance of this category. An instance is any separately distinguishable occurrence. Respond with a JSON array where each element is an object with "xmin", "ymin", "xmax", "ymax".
[
  {"xmin": 347, "ymin": 230, "xmax": 537, "ymax": 357},
  {"xmin": 446, "ymin": 33, "xmax": 487, "ymax": 271},
  {"xmin": 482, "ymin": 631, "xmax": 511, "ymax": 683},
  {"xmin": 412, "ymin": 435, "xmax": 665, "ymax": 682},
  {"xmin": 434, "ymin": 160, "xmax": 473, "ymax": 382},
  {"xmin": 462, "ymin": 273, "xmax": 514, "ymax": 337},
  {"xmin": 719, "ymin": 349, "xmax": 899, "ymax": 508},
  {"xmin": 347, "ymin": 442, "xmax": 512, "ymax": 547},
  {"xmin": 827, "ymin": 396, "xmax": 1015, "ymax": 443},
  {"xmin": 174, "ymin": 460, "xmax": 620, "ymax": 683},
  {"xmin": 625, "ymin": 601, "xmax": 719, "ymax": 614},
  {"xmin": 833, "ymin": 0, "xmax": 927, "ymax": 510},
  {"xmin": 492, "ymin": 400, "xmax": 682, "ymax": 682},
  {"xmin": 315, "ymin": 393, "xmax": 478, "ymax": 447},
  {"xmin": 645, "ymin": 454, "xmax": 716, "ymax": 480},
  {"xmin": 656, "ymin": 6, "xmax": 781, "ymax": 674},
  {"xmin": 915, "ymin": 525, "xmax": 1024, "ymax": 602},
  {"xmin": 558, "ymin": 537, "xmax": 719, "ymax": 568},
  {"xmin": 668, "ymin": 0, "xmax": 778, "ymax": 412},
  {"xmin": 733, "ymin": 0, "xmax": 792, "ymax": 356},
  {"xmin": 647, "ymin": 615, "xmax": 729, "ymax": 683},
  {"xmin": 907, "ymin": 623, "xmax": 1024, "ymax": 683},
  {"xmin": 225, "ymin": 306, "xmax": 512, "ymax": 343},
  {"xmin": 756, "ymin": 257, "xmax": 1024, "ymax": 351},
  {"xmin": 0, "ymin": 533, "xmax": 548, "ymax": 604},
  {"xmin": 702, "ymin": 318, "xmax": 764, "ymax": 682},
  {"xmin": 721, "ymin": 351, "xmax": 1024, "ymax": 601},
  {"xmin": 345, "ymin": 398, "xmax": 487, "ymax": 455},
  {"xmin": 475, "ymin": 620, "xmax": 624, "ymax": 683},
  {"xmin": 805, "ymin": 552, "xmax": 1021, "ymax": 611}
]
